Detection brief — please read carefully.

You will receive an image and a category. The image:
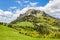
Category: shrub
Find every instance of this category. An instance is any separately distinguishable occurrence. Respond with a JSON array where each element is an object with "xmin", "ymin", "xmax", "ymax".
[
  {"xmin": 0, "ymin": 22, "xmax": 3, "ymax": 25},
  {"xmin": 55, "ymin": 32, "xmax": 60, "ymax": 38},
  {"xmin": 8, "ymin": 24, "xmax": 12, "ymax": 28},
  {"xmin": 19, "ymin": 32, "xmax": 21, "ymax": 33},
  {"xmin": 25, "ymin": 33, "xmax": 27, "ymax": 35},
  {"xmin": 48, "ymin": 33, "xmax": 55, "ymax": 38}
]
